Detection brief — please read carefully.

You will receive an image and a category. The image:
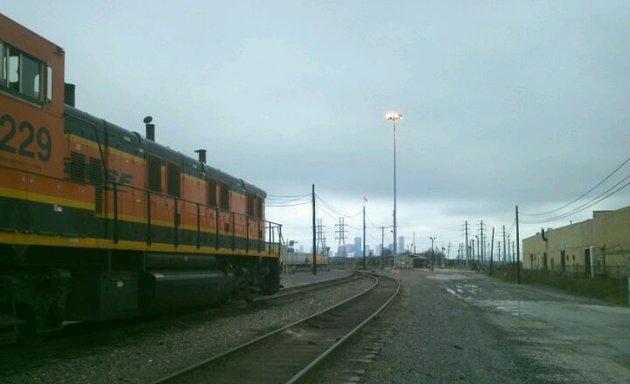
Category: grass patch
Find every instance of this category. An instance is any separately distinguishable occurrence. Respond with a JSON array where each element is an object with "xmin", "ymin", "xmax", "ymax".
[{"xmin": 490, "ymin": 265, "xmax": 628, "ymax": 305}]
